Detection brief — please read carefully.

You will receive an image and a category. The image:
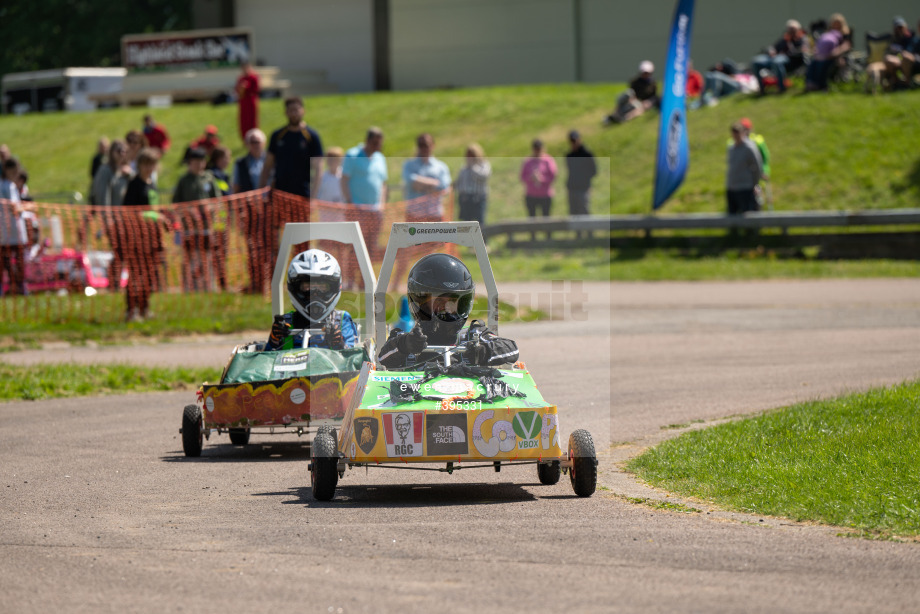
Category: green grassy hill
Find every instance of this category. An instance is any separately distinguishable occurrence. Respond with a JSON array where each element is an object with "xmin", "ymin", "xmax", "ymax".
[{"xmin": 1, "ymin": 83, "xmax": 918, "ymax": 218}]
